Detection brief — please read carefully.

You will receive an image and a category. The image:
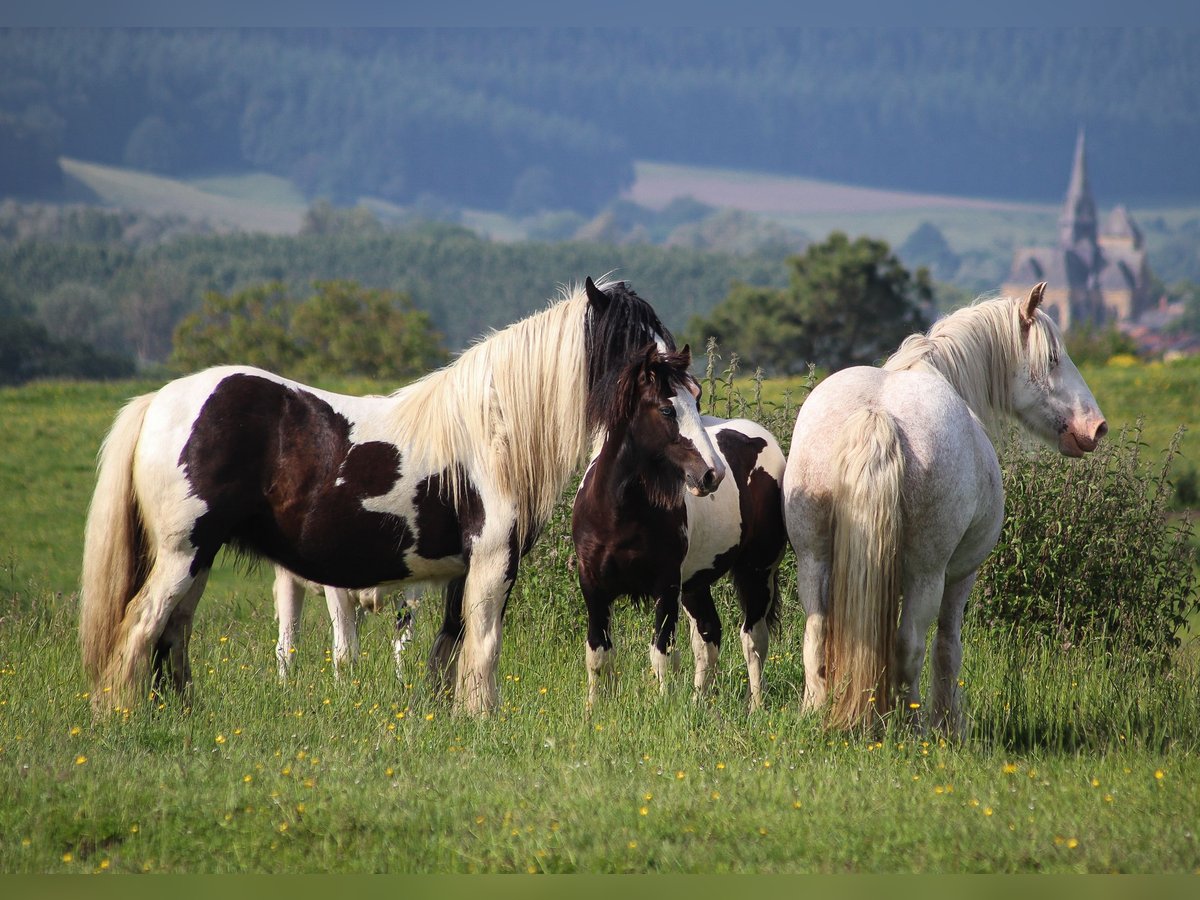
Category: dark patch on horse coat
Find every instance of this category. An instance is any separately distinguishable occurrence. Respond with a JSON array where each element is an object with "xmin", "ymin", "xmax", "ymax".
[
  {"xmin": 180, "ymin": 373, "xmax": 477, "ymax": 587},
  {"xmin": 675, "ymin": 428, "xmax": 785, "ymax": 632}
]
